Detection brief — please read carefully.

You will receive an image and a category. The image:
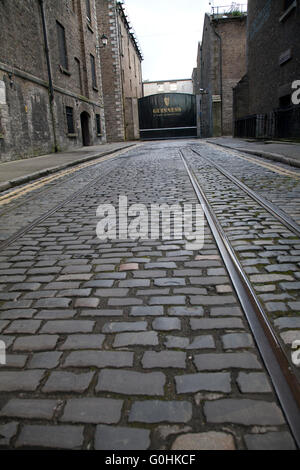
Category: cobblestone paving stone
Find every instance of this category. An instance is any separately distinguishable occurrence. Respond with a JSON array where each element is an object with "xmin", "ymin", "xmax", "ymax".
[
  {"xmin": 201, "ymin": 143, "xmax": 300, "ymax": 226},
  {"xmin": 185, "ymin": 145, "xmax": 300, "ymax": 381},
  {"xmin": 0, "ymin": 141, "xmax": 297, "ymax": 450},
  {"xmin": 0, "ymin": 148, "xmax": 133, "ymax": 243}
]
